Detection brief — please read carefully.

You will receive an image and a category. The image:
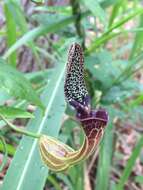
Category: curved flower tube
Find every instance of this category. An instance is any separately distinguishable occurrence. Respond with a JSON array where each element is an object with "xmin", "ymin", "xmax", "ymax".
[{"xmin": 39, "ymin": 43, "xmax": 108, "ymax": 171}]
